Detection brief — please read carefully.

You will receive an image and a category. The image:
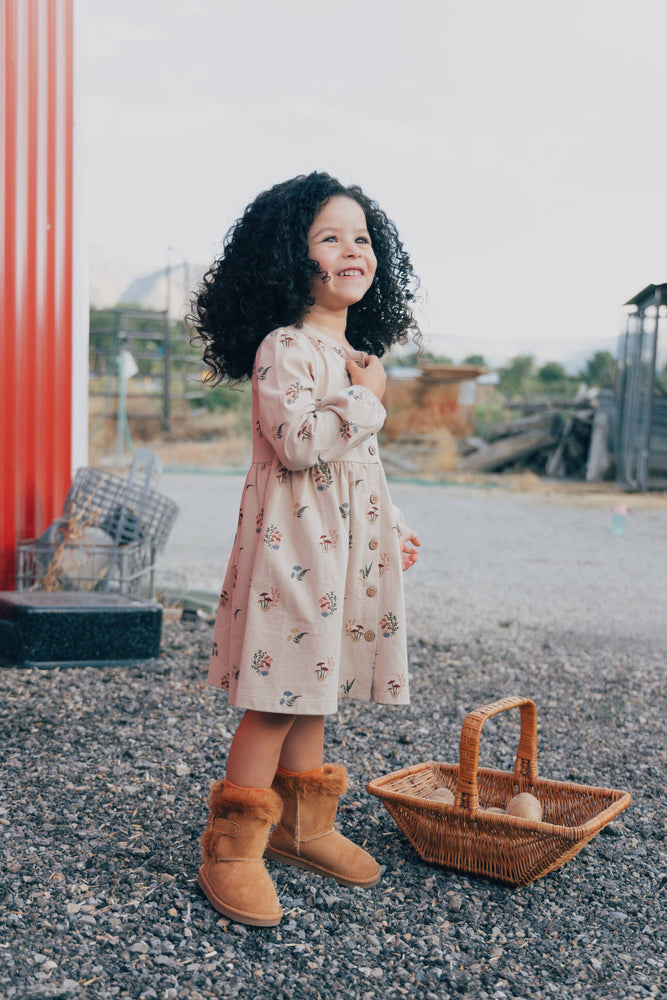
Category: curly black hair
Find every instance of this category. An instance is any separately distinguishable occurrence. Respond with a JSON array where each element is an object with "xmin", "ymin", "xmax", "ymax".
[{"xmin": 189, "ymin": 171, "xmax": 421, "ymax": 383}]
